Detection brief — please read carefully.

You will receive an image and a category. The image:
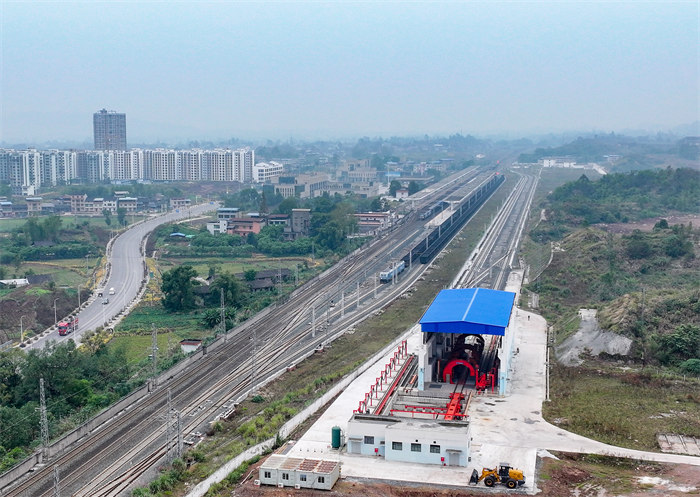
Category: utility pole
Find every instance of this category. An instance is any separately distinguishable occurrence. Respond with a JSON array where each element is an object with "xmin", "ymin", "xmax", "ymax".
[
  {"xmin": 176, "ymin": 410, "xmax": 183, "ymax": 459},
  {"xmin": 40, "ymin": 378, "xmax": 49, "ymax": 460},
  {"xmin": 251, "ymin": 328, "xmax": 258, "ymax": 392},
  {"xmin": 311, "ymin": 307, "xmax": 316, "ymax": 338},
  {"xmin": 341, "ymin": 291, "xmax": 345, "ymax": 318},
  {"xmin": 52, "ymin": 465, "xmax": 60, "ymax": 497},
  {"xmin": 151, "ymin": 323, "xmax": 158, "ymax": 385},
  {"xmin": 374, "ymin": 273, "xmax": 377, "ymax": 299},
  {"xmin": 165, "ymin": 388, "xmax": 172, "ymax": 462},
  {"xmin": 220, "ymin": 288, "xmax": 226, "ymax": 339},
  {"xmin": 356, "ymin": 281, "xmax": 360, "ymax": 309}
]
